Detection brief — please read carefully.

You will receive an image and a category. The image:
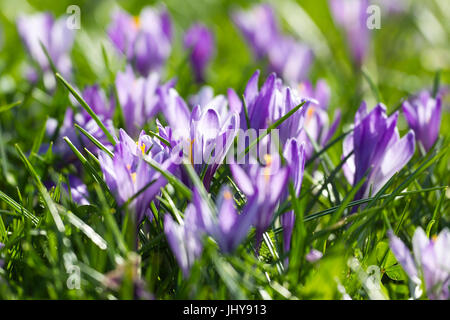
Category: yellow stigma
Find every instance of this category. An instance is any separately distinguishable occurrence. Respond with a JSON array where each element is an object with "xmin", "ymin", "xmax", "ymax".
[
  {"xmin": 140, "ymin": 143, "xmax": 146, "ymax": 156},
  {"xmin": 126, "ymin": 164, "xmax": 131, "ymax": 171},
  {"xmin": 432, "ymin": 234, "xmax": 438, "ymax": 242},
  {"xmin": 131, "ymin": 172, "xmax": 137, "ymax": 183},
  {"xmin": 132, "ymin": 16, "xmax": 140, "ymax": 29},
  {"xmin": 263, "ymin": 154, "xmax": 272, "ymax": 183},
  {"xmin": 189, "ymin": 138, "xmax": 195, "ymax": 165},
  {"xmin": 306, "ymin": 106, "xmax": 316, "ymax": 124},
  {"xmin": 298, "ymin": 83, "xmax": 305, "ymax": 92},
  {"xmin": 224, "ymin": 190, "xmax": 232, "ymax": 200},
  {"xmin": 264, "ymin": 154, "xmax": 272, "ymax": 167}
]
